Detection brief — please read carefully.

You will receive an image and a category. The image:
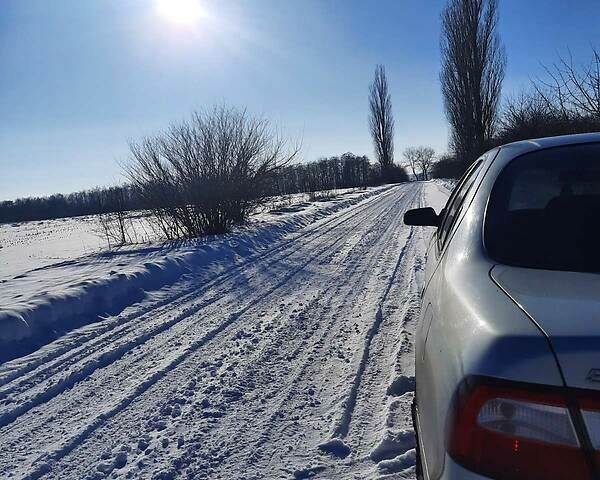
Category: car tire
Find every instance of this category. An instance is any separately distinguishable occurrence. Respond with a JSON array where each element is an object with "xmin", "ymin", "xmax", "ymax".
[{"xmin": 412, "ymin": 397, "xmax": 424, "ymax": 480}]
